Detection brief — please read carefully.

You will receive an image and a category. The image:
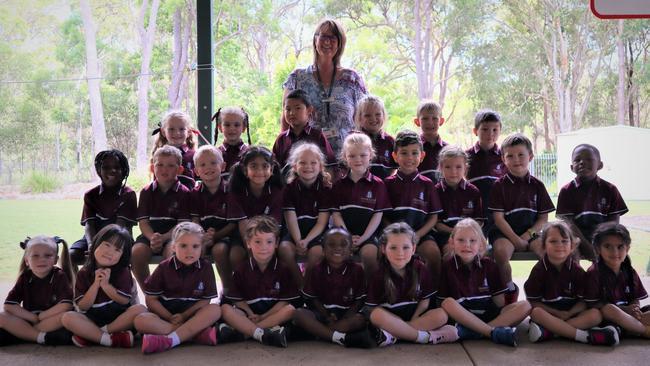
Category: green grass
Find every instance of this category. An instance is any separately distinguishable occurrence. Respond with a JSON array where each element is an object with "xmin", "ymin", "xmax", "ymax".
[{"xmin": 0, "ymin": 199, "xmax": 648, "ymax": 281}]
